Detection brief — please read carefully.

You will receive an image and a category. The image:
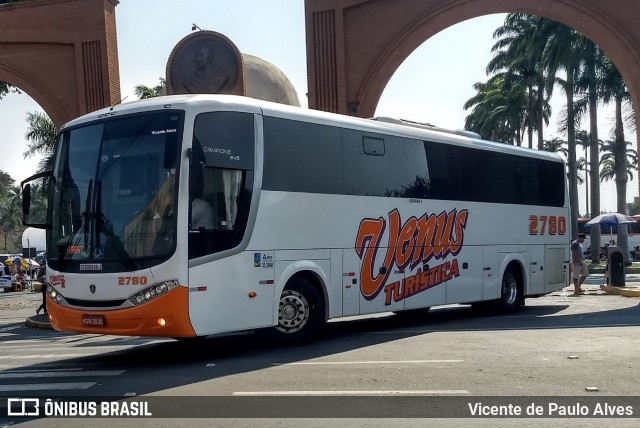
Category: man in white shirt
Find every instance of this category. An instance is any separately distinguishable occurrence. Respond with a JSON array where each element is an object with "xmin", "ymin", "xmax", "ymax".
[{"xmin": 570, "ymin": 233, "xmax": 588, "ymax": 294}]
